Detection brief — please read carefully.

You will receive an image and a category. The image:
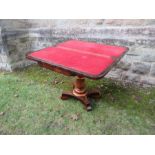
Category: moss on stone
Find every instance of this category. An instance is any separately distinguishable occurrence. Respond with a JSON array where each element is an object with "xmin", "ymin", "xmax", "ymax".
[{"xmin": 20, "ymin": 37, "xmax": 28, "ymax": 43}]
